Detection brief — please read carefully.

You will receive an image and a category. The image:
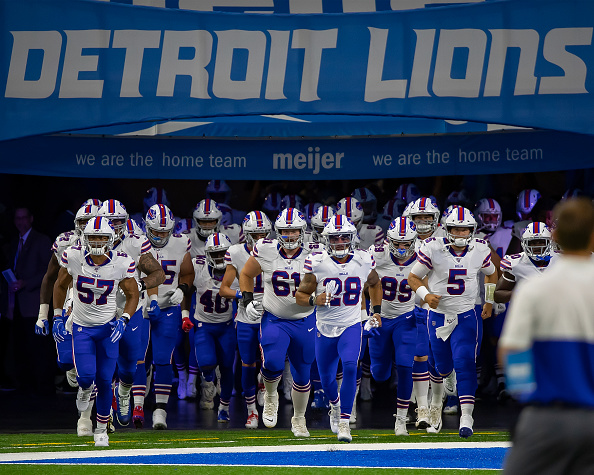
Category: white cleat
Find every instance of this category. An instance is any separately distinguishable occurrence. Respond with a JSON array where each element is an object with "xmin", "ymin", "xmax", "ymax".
[
  {"xmin": 459, "ymin": 414, "xmax": 474, "ymax": 438},
  {"xmin": 329, "ymin": 402, "xmax": 341, "ymax": 434},
  {"xmin": 152, "ymin": 408, "xmax": 167, "ymax": 430},
  {"xmin": 394, "ymin": 415, "xmax": 409, "ymax": 436},
  {"xmin": 262, "ymin": 391, "xmax": 279, "ymax": 428},
  {"xmin": 349, "ymin": 401, "xmax": 357, "ymax": 424},
  {"xmin": 200, "ymin": 381, "xmax": 216, "ymax": 410},
  {"xmin": 337, "ymin": 420, "xmax": 352, "ymax": 443},
  {"xmin": 66, "ymin": 368, "xmax": 79, "ymax": 388},
  {"xmin": 245, "ymin": 410, "xmax": 259, "ymax": 429},
  {"xmin": 77, "ymin": 417, "xmax": 93, "ymax": 437},
  {"xmin": 187, "ymin": 379, "xmax": 197, "ymax": 399},
  {"xmin": 291, "ymin": 416, "xmax": 310, "ymax": 437},
  {"xmin": 415, "ymin": 405, "xmax": 430, "ymax": 429},
  {"xmin": 93, "ymin": 431, "xmax": 109, "ymax": 447},
  {"xmin": 76, "ymin": 386, "xmax": 93, "ymax": 412},
  {"xmin": 256, "ymin": 374, "xmax": 266, "ymax": 407},
  {"xmin": 426, "ymin": 404, "xmax": 443, "ymax": 433}
]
